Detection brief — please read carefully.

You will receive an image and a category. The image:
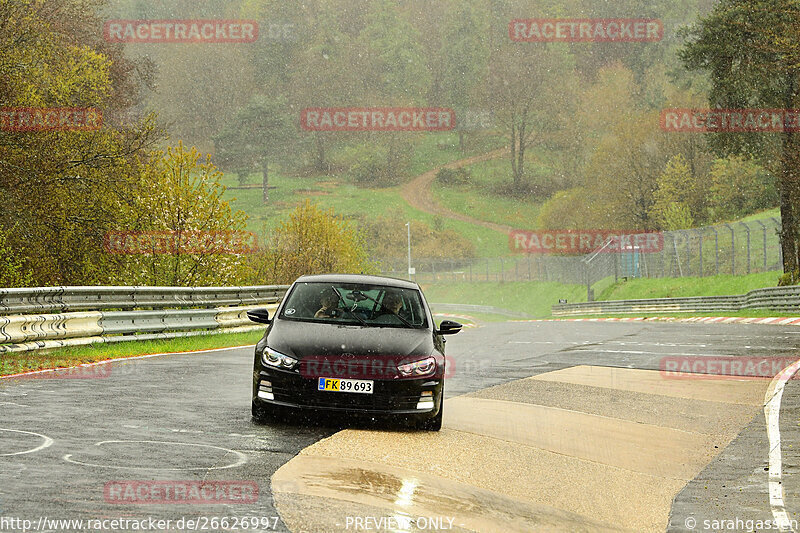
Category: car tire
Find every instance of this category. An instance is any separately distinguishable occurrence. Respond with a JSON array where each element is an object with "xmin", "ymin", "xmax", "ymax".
[
  {"xmin": 252, "ymin": 401, "xmax": 275, "ymax": 423},
  {"xmin": 419, "ymin": 399, "xmax": 443, "ymax": 431}
]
